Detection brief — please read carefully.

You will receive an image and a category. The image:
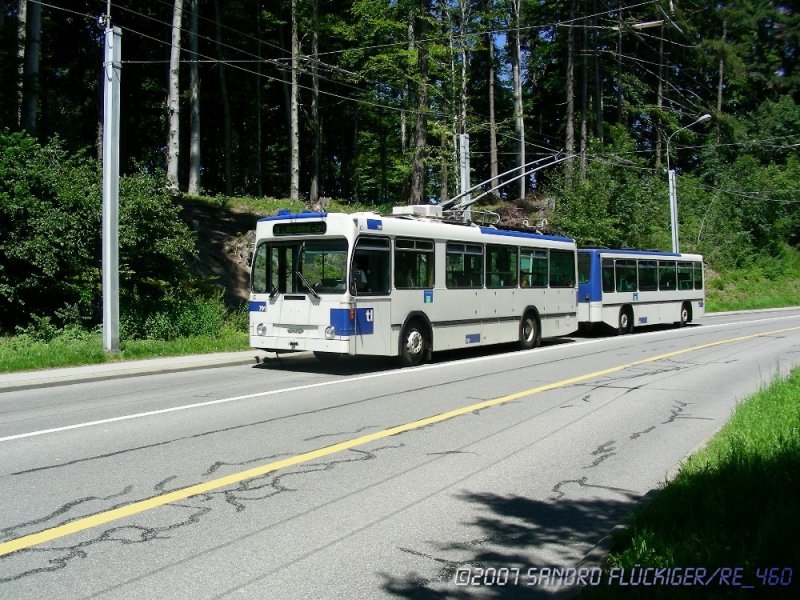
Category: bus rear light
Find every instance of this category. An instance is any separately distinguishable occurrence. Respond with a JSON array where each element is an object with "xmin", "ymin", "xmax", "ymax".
[{"xmin": 349, "ymin": 308, "xmax": 355, "ymax": 320}]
